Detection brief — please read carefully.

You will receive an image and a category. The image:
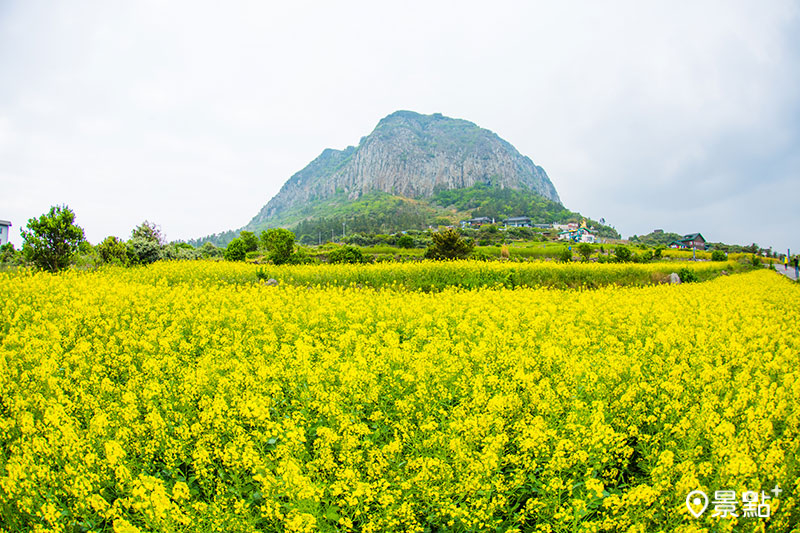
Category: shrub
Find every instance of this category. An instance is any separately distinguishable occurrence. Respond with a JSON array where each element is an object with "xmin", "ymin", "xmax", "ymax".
[
  {"xmin": 328, "ymin": 245, "xmax": 366, "ymax": 264},
  {"xmin": 424, "ymin": 228, "xmax": 473, "ymax": 260},
  {"xmin": 224, "ymin": 238, "xmax": 247, "ymax": 261},
  {"xmin": 614, "ymin": 246, "xmax": 632, "ymax": 263},
  {"xmin": 397, "ymin": 235, "xmax": 414, "ymax": 249},
  {"xmin": 500, "ymin": 245, "xmax": 510, "ymax": 260},
  {"xmin": 653, "ymin": 246, "xmax": 664, "ymax": 260},
  {"xmin": 97, "ymin": 236, "xmax": 129, "ymax": 266},
  {"xmin": 577, "ymin": 243, "xmax": 593, "ymax": 262},
  {"xmin": 677, "ymin": 267, "xmax": 698, "ymax": 283},
  {"xmin": 751, "ymin": 255, "xmax": 761, "ymax": 267},
  {"xmin": 261, "ymin": 229, "xmax": 295, "ymax": 265},
  {"xmin": 711, "ymin": 250, "xmax": 726, "ymax": 262},
  {"xmin": 558, "ymin": 247, "xmax": 573, "ymax": 263},
  {"xmin": 239, "ymin": 231, "xmax": 259, "ymax": 252}
]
